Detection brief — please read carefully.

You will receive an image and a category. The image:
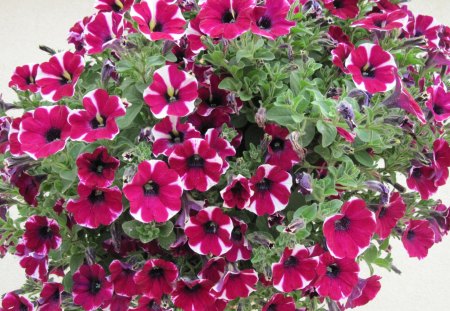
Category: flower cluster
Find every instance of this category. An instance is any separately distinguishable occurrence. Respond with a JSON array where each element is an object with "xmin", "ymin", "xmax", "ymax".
[{"xmin": 1, "ymin": 0, "xmax": 449, "ymax": 310}]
